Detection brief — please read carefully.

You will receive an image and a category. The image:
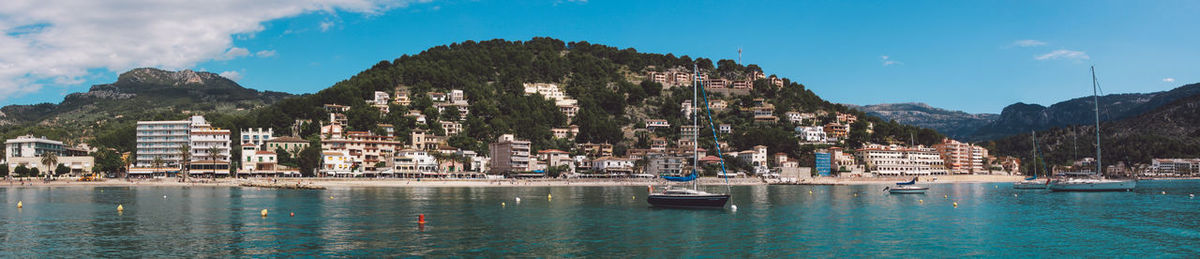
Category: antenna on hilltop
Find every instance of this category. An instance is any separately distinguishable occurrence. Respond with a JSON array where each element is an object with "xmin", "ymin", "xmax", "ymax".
[{"xmin": 737, "ymin": 47, "xmax": 743, "ymax": 64}]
